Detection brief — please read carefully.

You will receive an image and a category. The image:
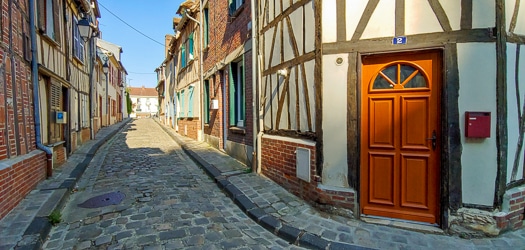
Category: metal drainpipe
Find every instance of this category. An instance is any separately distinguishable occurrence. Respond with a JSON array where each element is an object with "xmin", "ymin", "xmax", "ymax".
[
  {"xmin": 29, "ymin": 0, "xmax": 53, "ymax": 177},
  {"xmin": 251, "ymin": 0, "xmax": 261, "ymax": 173}
]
